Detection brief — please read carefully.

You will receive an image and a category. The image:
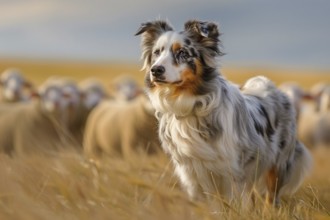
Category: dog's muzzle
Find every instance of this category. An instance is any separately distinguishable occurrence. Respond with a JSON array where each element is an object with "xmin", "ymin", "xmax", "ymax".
[{"xmin": 150, "ymin": 65, "xmax": 166, "ymax": 82}]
